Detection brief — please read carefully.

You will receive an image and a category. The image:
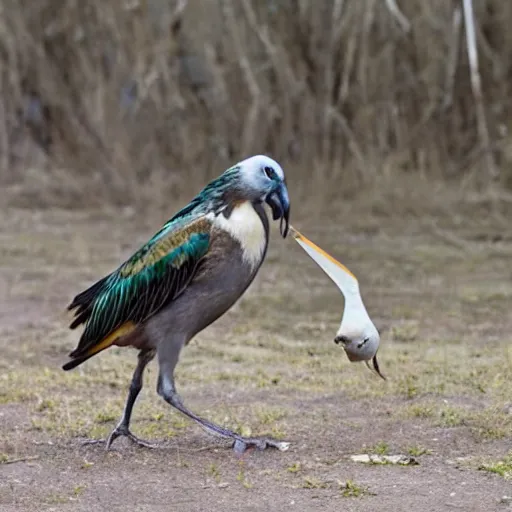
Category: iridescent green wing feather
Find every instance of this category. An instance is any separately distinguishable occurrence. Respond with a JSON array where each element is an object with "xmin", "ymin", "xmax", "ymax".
[{"xmin": 67, "ymin": 214, "xmax": 212, "ymax": 359}]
